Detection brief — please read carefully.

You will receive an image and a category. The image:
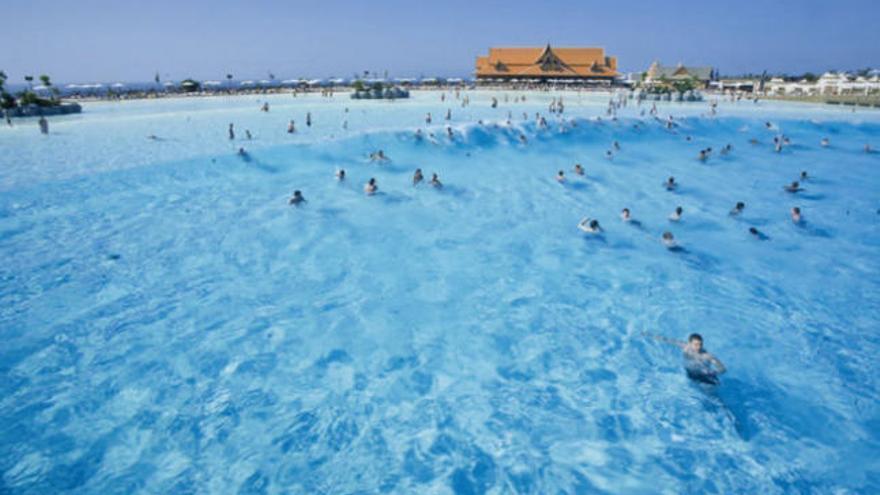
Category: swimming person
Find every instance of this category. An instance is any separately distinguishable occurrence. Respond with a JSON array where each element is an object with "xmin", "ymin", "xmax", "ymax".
[
  {"xmin": 288, "ymin": 190, "xmax": 306, "ymax": 205},
  {"xmin": 749, "ymin": 226, "xmax": 769, "ymax": 240},
  {"xmin": 578, "ymin": 218, "xmax": 603, "ymax": 234},
  {"xmin": 800, "ymin": 171, "xmax": 808, "ymax": 181},
  {"xmin": 228, "ymin": 123, "xmax": 235, "ymax": 140},
  {"xmin": 261, "ymin": 102, "xmax": 270, "ymax": 112},
  {"xmin": 784, "ymin": 181, "xmax": 803, "ymax": 193},
  {"xmin": 730, "ymin": 202, "xmax": 745, "ymax": 216},
  {"xmin": 237, "ymin": 147, "xmax": 248, "ymax": 157},
  {"xmin": 821, "ymin": 138, "xmax": 830, "ymax": 147},
  {"xmin": 413, "ymin": 168, "xmax": 424, "ymax": 185},
  {"xmin": 665, "ymin": 177, "xmax": 677, "ymax": 191},
  {"xmin": 336, "ymin": 169, "xmax": 346, "ymax": 181},
  {"xmin": 621, "ymin": 208, "xmax": 631, "ymax": 222},
  {"xmin": 661, "ymin": 231, "xmax": 677, "ymax": 249},
  {"xmin": 287, "ymin": 120, "xmax": 296, "ymax": 133},
  {"xmin": 306, "ymin": 112, "xmax": 312, "ymax": 127},
  {"xmin": 669, "ymin": 206, "xmax": 683, "ymax": 222},
  {"xmin": 245, "ymin": 130, "xmax": 253, "ymax": 140},
  {"xmin": 431, "ymin": 173, "xmax": 443, "ymax": 188},
  {"xmin": 650, "ymin": 333, "xmax": 727, "ymax": 385},
  {"xmin": 426, "ymin": 112, "xmax": 432, "ymax": 125},
  {"xmin": 573, "ymin": 164, "xmax": 585, "ymax": 176},
  {"xmin": 791, "ymin": 207, "xmax": 802, "ymax": 224},
  {"xmin": 556, "ymin": 170, "xmax": 566, "ymax": 183},
  {"xmin": 364, "ymin": 178, "xmax": 378, "ymax": 195}
]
